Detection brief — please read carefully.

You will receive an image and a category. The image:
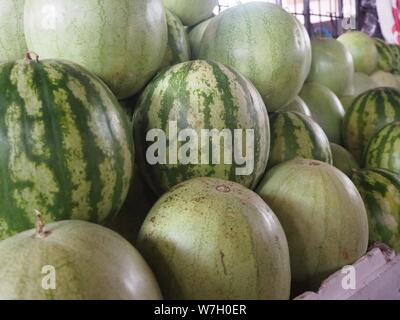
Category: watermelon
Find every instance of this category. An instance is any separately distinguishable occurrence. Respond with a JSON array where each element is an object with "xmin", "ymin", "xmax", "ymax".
[
  {"xmin": 0, "ymin": 220, "xmax": 162, "ymax": 299},
  {"xmin": 256, "ymin": 158, "xmax": 369, "ymax": 292},
  {"xmin": 24, "ymin": 0, "xmax": 168, "ymax": 99},
  {"xmin": 347, "ymin": 72, "xmax": 378, "ymax": 96},
  {"xmin": 188, "ymin": 18, "xmax": 213, "ymax": 59},
  {"xmin": 299, "ymin": 83, "xmax": 346, "ymax": 145},
  {"xmin": 107, "ymin": 167, "xmax": 158, "ymax": 245},
  {"xmin": 133, "ymin": 60, "xmax": 270, "ymax": 195},
  {"xmin": 330, "ymin": 143, "xmax": 359, "ymax": 177},
  {"xmin": 340, "ymin": 95, "xmax": 356, "ymax": 112},
  {"xmin": 279, "ymin": 96, "xmax": 312, "ymax": 117},
  {"xmin": 0, "ymin": 0, "xmax": 27, "ymax": 61},
  {"xmin": 374, "ymin": 38, "xmax": 394, "ymax": 72},
  {"xmin": 370, "ymin": 70, "xmax": 399, "ymax": 89},
  {"xmin": 0, "ymin": 56, "xmax": 134, "ymax": 240},
  {"xmin": 351, "ymin": 168, "xmax": 400, "ymax": 252},
  {"xmin": 389, "ymin": 44, "xmax": 400, "ymax": 73},
  {"xmin": 306, "ymin": 38, "xmax": 354, "ymax": 97},
  {"xmin": 337, "ymin": 31, "xmax": 378, "ymax": 75},
  {"xmin": 364, "ymin": 122, "xmax": 400, "ymax": 174},
  {"xmin": 163, "ymin": 0, "xmax": 217, "ymax": 27},
  {"xmin": 268, "ymin": 111, "xmax": 332, "ymax": 169},
  {"xmin": 198, "ymin": 2, "xmax": 312, "ymax": 111},
  {"xmin": 162, "ymin": 10, "xmax": 191, "ymax": 67},
  {"xmin": 137, "ymin": 177, "xmax": 291, "ymax": 300},
  {"xmin": 343, "ymin": 87, "xmax": 400, "ymax": 162}
]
